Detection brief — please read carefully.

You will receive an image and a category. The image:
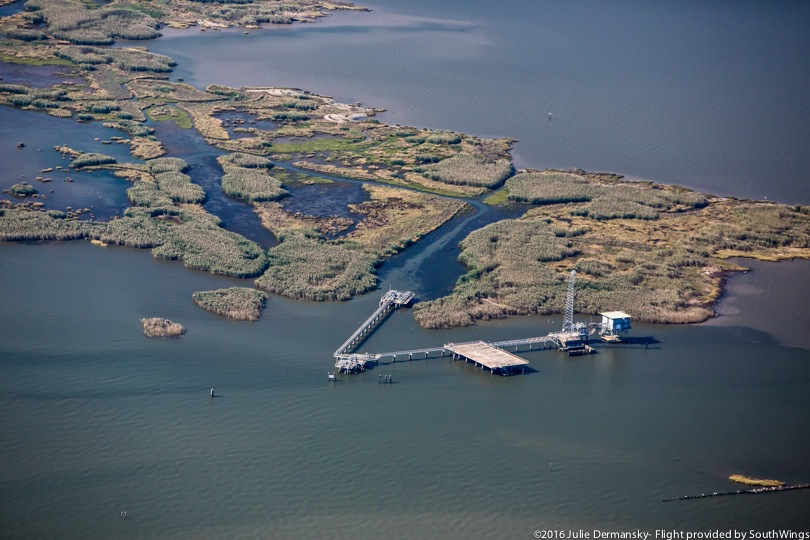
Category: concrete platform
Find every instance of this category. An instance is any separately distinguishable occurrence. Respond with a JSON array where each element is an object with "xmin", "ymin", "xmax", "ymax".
[{"xmin": 445, "ymin": 341, "xmax": 529, "ymax": 372}]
